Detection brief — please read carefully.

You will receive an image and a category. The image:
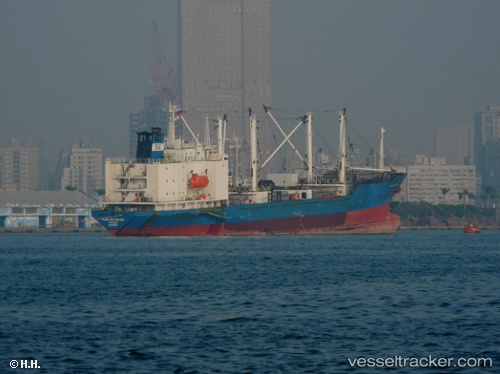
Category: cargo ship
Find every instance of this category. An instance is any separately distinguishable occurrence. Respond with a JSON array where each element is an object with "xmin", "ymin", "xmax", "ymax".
[{"xmin": 92, "ymin": 105, "xmax": 405, "ymax": 236}]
